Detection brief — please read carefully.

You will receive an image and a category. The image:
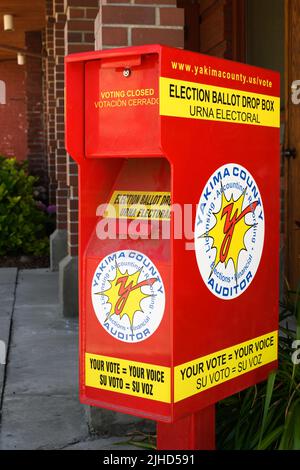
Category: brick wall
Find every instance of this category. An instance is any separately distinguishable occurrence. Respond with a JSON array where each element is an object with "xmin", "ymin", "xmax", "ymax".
[
  {"xmin": 54, "ymin": 0, "xmax": 68, "ymax": 230},
  {"xmin": 25, "ymin": 31, "xmax": 47, "ymax": 186},
  {"xmin": 0, "ymin": 61, "xmax": 27, "ymax": 161},
  {"xmin": 44, "ymin": 0, "xmax": 57, "ymax": 204},
  {"xmin": 95, "ymin": 0, "xmax": 184, "ymax": 50},
  {"xmin": 64, "ymin": 0, "xmax": 98, "ymax": 257}
]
